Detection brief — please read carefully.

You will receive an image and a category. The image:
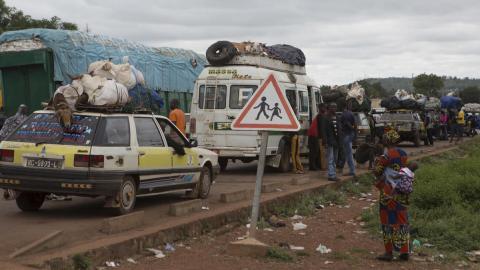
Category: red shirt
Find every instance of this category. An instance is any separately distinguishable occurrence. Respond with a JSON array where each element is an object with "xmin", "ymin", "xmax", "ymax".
[{"xmin": 308, "ymin": 115, "xmax": 319, "ymax": 137}]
